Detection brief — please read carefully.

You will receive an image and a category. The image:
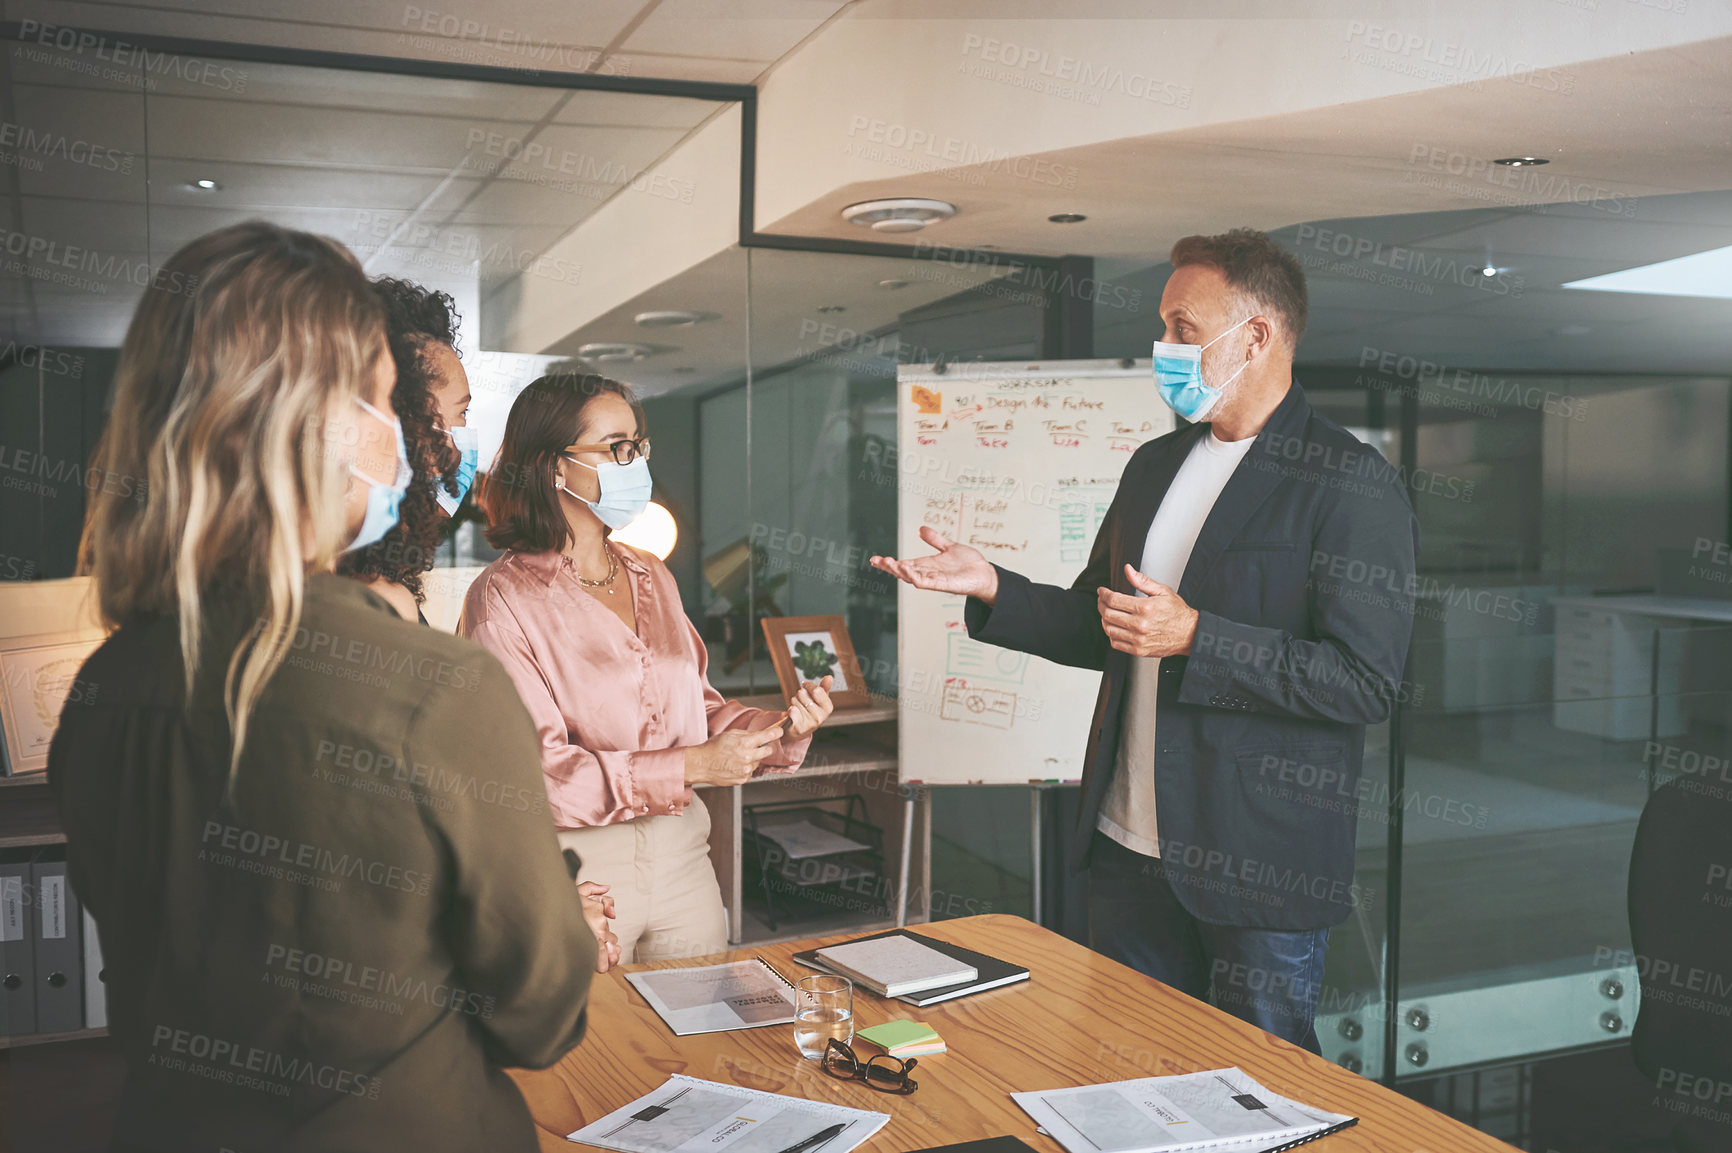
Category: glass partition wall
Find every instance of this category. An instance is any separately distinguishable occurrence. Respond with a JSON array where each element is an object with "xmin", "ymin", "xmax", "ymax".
[
  {"xmin": 1096, "ymin": 195, "xmax": 1732, "ymax": 1143},
  {"xmin": 0, "ymin": 41, "xmax": 752, "ymax": 1145}
]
